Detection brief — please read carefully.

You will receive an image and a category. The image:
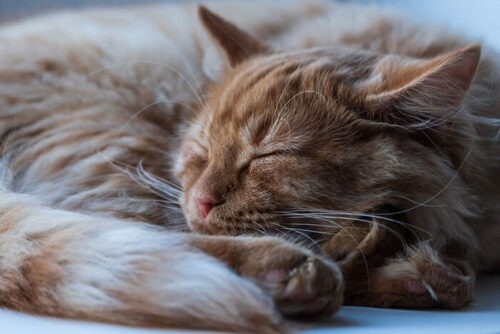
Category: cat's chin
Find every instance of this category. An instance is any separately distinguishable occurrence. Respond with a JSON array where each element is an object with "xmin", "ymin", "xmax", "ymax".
[
  {"xmin": 188, "ymin": 221, "xmax": 215, "ymax": 235},
  {"xmin": 187, "ymin": 215, "xmax": 270, "ymax": 236},
  {"xmin": 186, "ymin": 215, "xmax": 229, "ymax": 235}
]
